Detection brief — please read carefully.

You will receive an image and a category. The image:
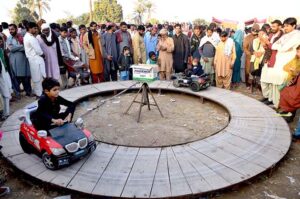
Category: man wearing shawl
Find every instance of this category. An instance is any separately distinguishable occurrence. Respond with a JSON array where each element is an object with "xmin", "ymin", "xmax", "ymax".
[
  {"xmin": 24, "ymin": 22, "xmax": 46, "ymax": 97},
  {"xmin": 172, "ymin": 24, "xmax": 189, "ymax": 73},
  {"xmin": 37, "ymin": 23, "xmax": 63, "ymax": 81},
  {"xmin": 214, "ymin": 31, "xmax": 236, "ymax": 89},
  {"xmin": 6, "ymin": 24, "xmax": 32, "ymax": 97},
  {"xmin": 199, "ymin": 27, "xmax": 217, "ymax": 84},
  {"xmin": 83, "ymin": 21, "xmax": 104, "ymax": 83},
  {"xmin": 232, "ymin": 30, "xmax": 244, "ymax": 85}
]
